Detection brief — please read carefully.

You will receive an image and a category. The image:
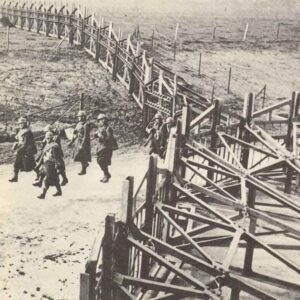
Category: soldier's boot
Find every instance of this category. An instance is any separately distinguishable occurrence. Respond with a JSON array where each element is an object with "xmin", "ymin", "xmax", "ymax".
[
  {"xmin": 8, "ymin": 170, "xmax": 19, "ymax": 182},
  {"xmin": 53, "ymin": 184, "xmax": 62, "ymax": 197},
  {"xmin": 60, "ymin": 172, "xmax": 68, "ymax": 186},
  {"xmin": 33, "ymin": 174, "xmax": 45, "ymax": 187},
  {"xmin": 78, "ymin": 162, "xmax": 87, "ymax": 175},
  {"xmin": 100, "ymin": 166, "xmax": 110, "ymax": 183},
  {"xmin": 37, "ymin": 187, "xmax": 48, "ymax": 199}
]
